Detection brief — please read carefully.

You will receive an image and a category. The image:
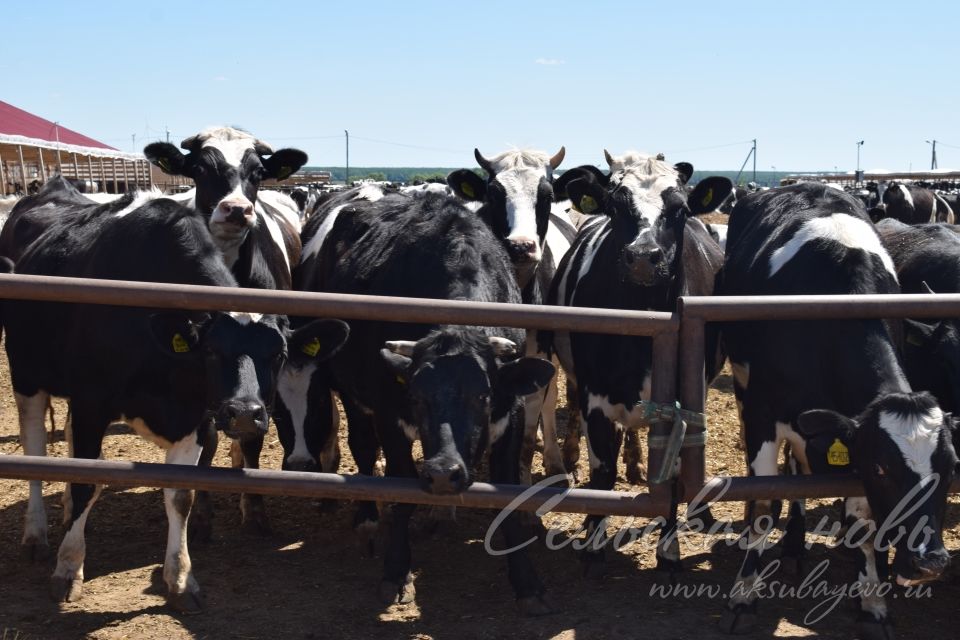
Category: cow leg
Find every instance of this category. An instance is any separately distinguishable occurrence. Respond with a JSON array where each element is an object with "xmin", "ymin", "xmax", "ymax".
[
  {"xmin": 235, "ymin": 435, "xmax": 270, "ymax": 535},
  {"xmin": 379, "ymin": 427, "xmax": 418, "ymax": 605},
  {"xmin": 163, "ymin": 433, "xmax": 204, "ymax": 614},
  {"xmin": 188, "ymin": 428, "xmax": 218, "ymax": 544},
  {"xmin": 489, "ymin": 410, "xmax": 551, "ymax": 615},
  {"xmin": 319, "ymin": 392, "xmax": 341, "ymax": 473},
  {"xmin": 561, "ymin": 378, "xmax": 582, "ymax": 483},
  {"xmin": 845, "ymin": 498, "xmax": 894, "ymax": 639},
  {"xmin": 16, "ymin": 390, "xmax": 51, "ymax": 561},
  {"xmin": 722, "ymin": 419, "xmax": 779, "ymax": 634},
  {"xmin": 50, "ymin": 404, "xmax": 107, "ymax": 603},
  {"xmin": 343, "ymin": 397, "xmax": 380, "ymax": 548},
  {"xmin": 780, "ymin": 454, "xmax": 806, "ymax": 574},
  {"xmin": 622, "ymin": 429, "xmax": 646, "ymax": 484},
  {"xmin": 539, "ymin": 358, "xmax": 567, "ymax": 480},
  {"xmin": 580, "ymin": 401, "xmax": 621, "ymax": 577}
]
